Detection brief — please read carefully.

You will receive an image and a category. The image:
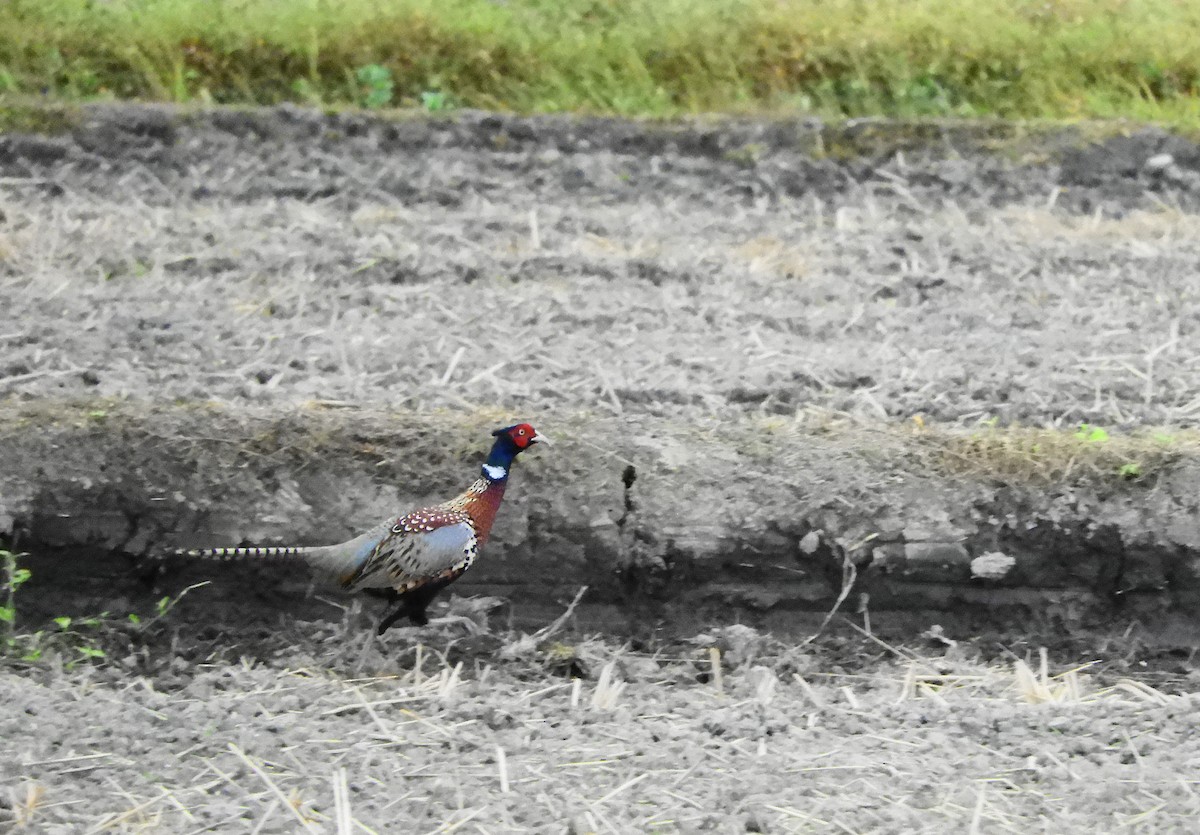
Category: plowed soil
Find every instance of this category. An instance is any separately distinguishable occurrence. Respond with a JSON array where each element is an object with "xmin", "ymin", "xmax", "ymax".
[{"xmin": 3, "ymin": 106, "xmax": 1200, "ymax": 832}]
